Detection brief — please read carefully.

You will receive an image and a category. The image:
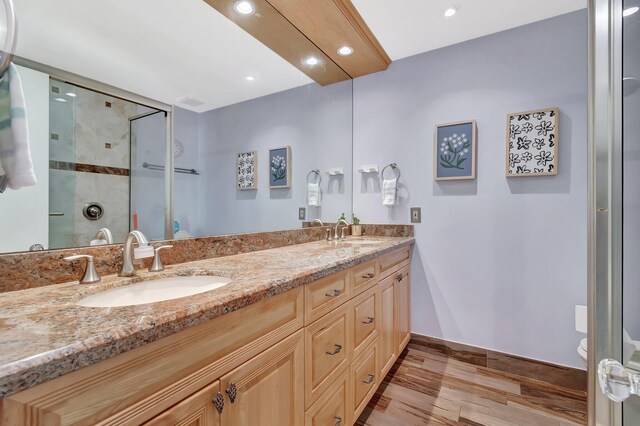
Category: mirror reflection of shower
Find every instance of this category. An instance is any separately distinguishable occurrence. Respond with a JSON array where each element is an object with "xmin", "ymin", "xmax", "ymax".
[{"xmin": 48, "ymin": 79, "xmax": 165, "ymax": 248}]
